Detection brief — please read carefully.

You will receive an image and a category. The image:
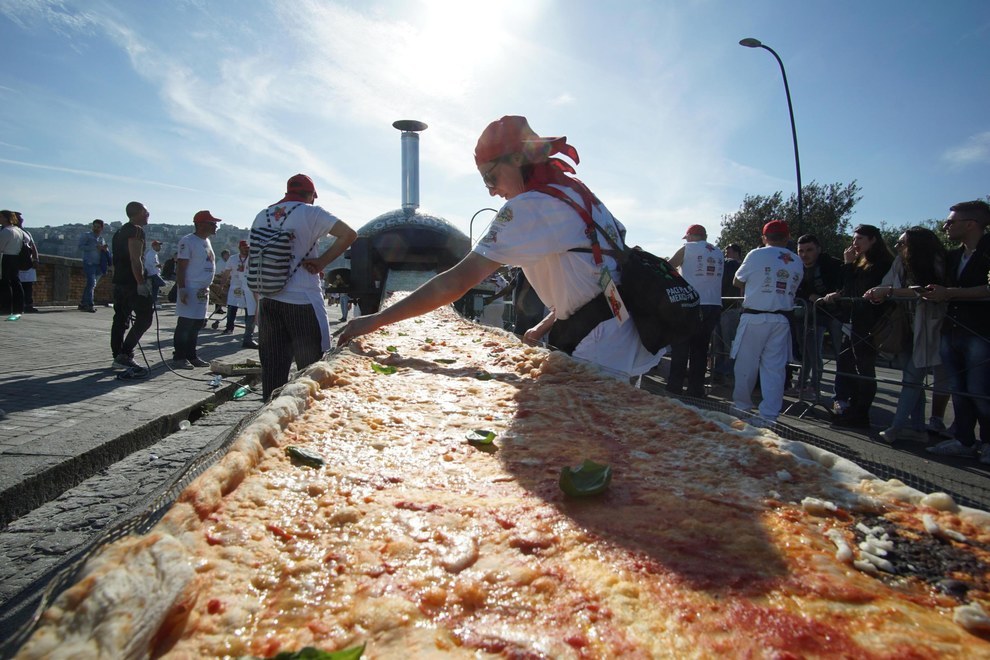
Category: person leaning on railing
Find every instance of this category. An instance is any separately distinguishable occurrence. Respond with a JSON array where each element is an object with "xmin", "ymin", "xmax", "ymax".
[
  {"xmin": 864, "ymin": 227, "xmax": 947, "ymax": 445},
  {"xmin": 822, "ymin": 224, "xmax": 894, "ymax": 429},
  {"xmin": 920, "ymin": 200, "xmax": 990, "ymax": 463}
]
